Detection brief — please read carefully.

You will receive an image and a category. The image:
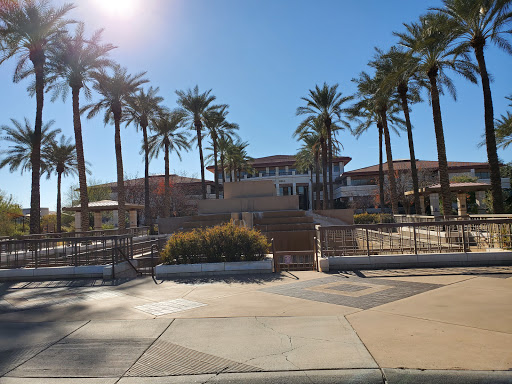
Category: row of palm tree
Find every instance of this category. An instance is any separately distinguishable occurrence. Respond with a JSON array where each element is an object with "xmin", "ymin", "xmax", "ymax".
[
  {"xmin": 0, "ymin": 118, "xmax": 79, "ymax": 232},
  {"xmin": 0, "ymin": 0, "xmax": 245, "ymax": 233},
  {"xmin": 295, "ymin": 0, "xmax": 511, "ymax": 215}
]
